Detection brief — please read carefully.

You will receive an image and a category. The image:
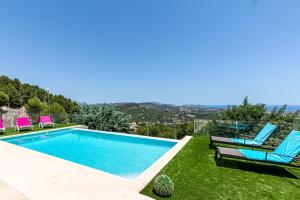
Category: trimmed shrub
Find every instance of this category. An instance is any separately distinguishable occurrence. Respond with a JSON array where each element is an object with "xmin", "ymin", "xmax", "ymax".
[{"xmin": 153, "ymin": 174, "xmax": 174, "ymax": 197}]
